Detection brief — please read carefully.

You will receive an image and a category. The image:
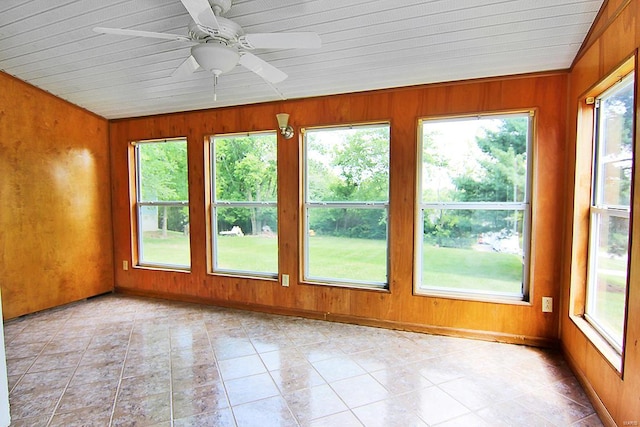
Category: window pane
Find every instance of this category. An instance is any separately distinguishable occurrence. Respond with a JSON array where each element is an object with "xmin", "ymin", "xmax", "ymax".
[
  {"xmin": 417, "ymin": 114, "xmax": 531, "ymax": 298},
  {"xmin": 587, "ymin": 213, "xmax": 629, "ymax": 348},
  {"xmin": 211, "ymin": 132, "xmax": 278, "ymax": 277},
  {"xmin": 306, "ymin": 125, "xmax": 389, "ymax": 203},
  {"xmin": 135, "ymin": 139, "xmax": 190, "ymax": 269},
  {"xmin": 306, "ymin": 207, "xmax": 387, "ymax": 284},
  {"xmin": 587, "ymin": 73, "xmax": 634, "ymax": 352},
  {"xmin": 597, "ymin": 80, "xmax": 634, "ymax": 207},
  {"xmin": 214, "ymin": 133, "xmax": 277, "ymax": 202},
  {"xmin": 421, "ymin": 116, "xmax": 529, "ymax": 203},
  {"xmin": 137, "ymin": 141, "xmax": 188, "ymax": 202},
  {"xmin": 420, "ymin": 209, "xmax": 524, "ymax": 294},
  {"xmin": 303, "ymin": 124, "xmax": 390, "ymax": 287},
  {"xmin": 139, "ymin": 205, "xmax": 190, "ymax": 267},
  {"xmin": 215, "ymin": 206, "xmax": 278, "ymax": 274}
]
